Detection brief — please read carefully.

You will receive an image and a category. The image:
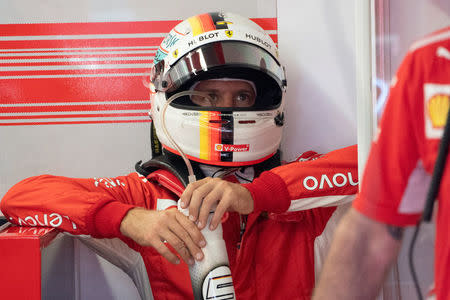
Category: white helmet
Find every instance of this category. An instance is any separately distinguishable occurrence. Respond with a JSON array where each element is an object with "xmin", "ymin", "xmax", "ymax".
[{"xmin": 149, "ymin": 12, "xmax": 287, "ymax": 167}]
